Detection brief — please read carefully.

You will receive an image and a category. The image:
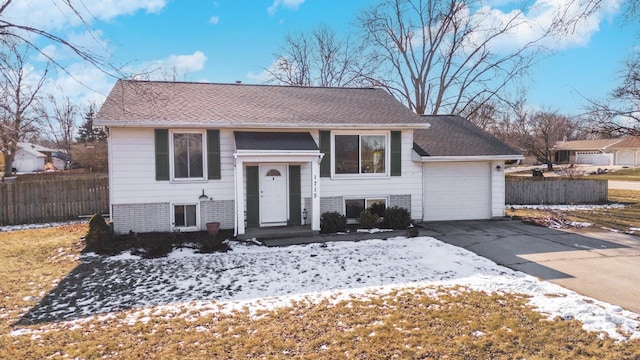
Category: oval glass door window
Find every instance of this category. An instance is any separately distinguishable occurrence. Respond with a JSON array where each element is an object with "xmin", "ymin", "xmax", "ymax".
[{"xmin": 266, "ymin": 169, "xmax": 281, "ymax": 176}]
